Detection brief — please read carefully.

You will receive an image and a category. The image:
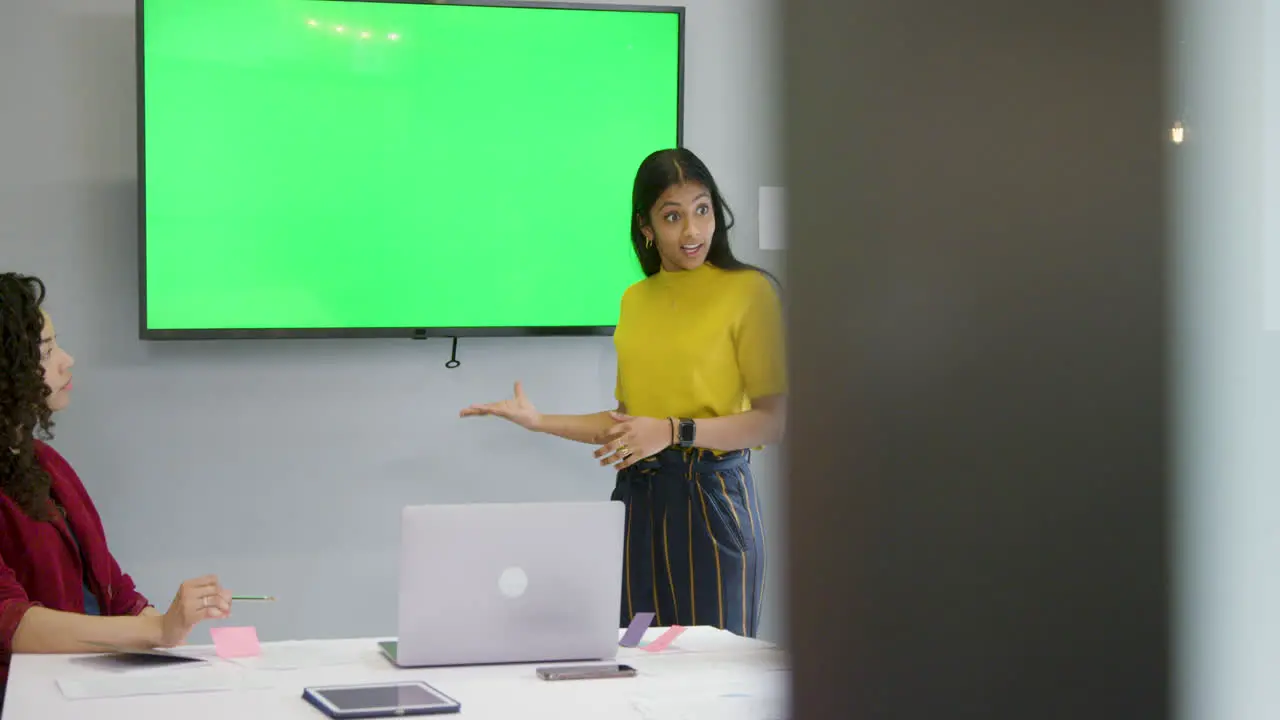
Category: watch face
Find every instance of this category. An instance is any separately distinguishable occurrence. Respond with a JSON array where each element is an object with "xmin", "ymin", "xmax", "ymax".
[{"xmin": 680, "ymin": 421, "xmax": 695, "ymax": 442}]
